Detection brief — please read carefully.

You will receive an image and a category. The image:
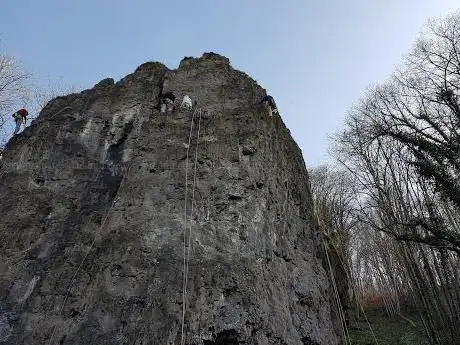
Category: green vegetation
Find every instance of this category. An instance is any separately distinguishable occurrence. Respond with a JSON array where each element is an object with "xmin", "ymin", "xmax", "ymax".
[{"xmin": 347, "ymin": 307, "xmax": 428, "ymax": 345}]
